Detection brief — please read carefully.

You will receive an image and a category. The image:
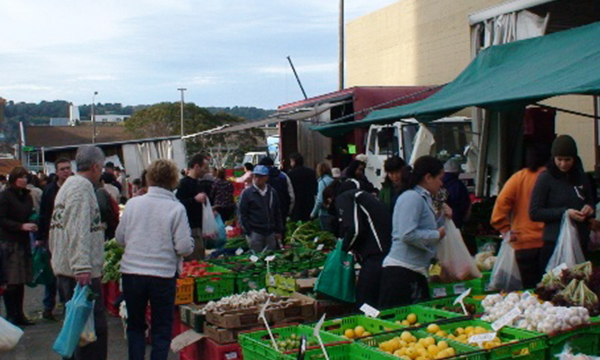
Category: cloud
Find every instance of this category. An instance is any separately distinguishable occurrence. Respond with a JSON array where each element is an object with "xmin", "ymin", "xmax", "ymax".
[{"xmin": 257, "ymin": 62, "xmax": 337, "ymax": 75}]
